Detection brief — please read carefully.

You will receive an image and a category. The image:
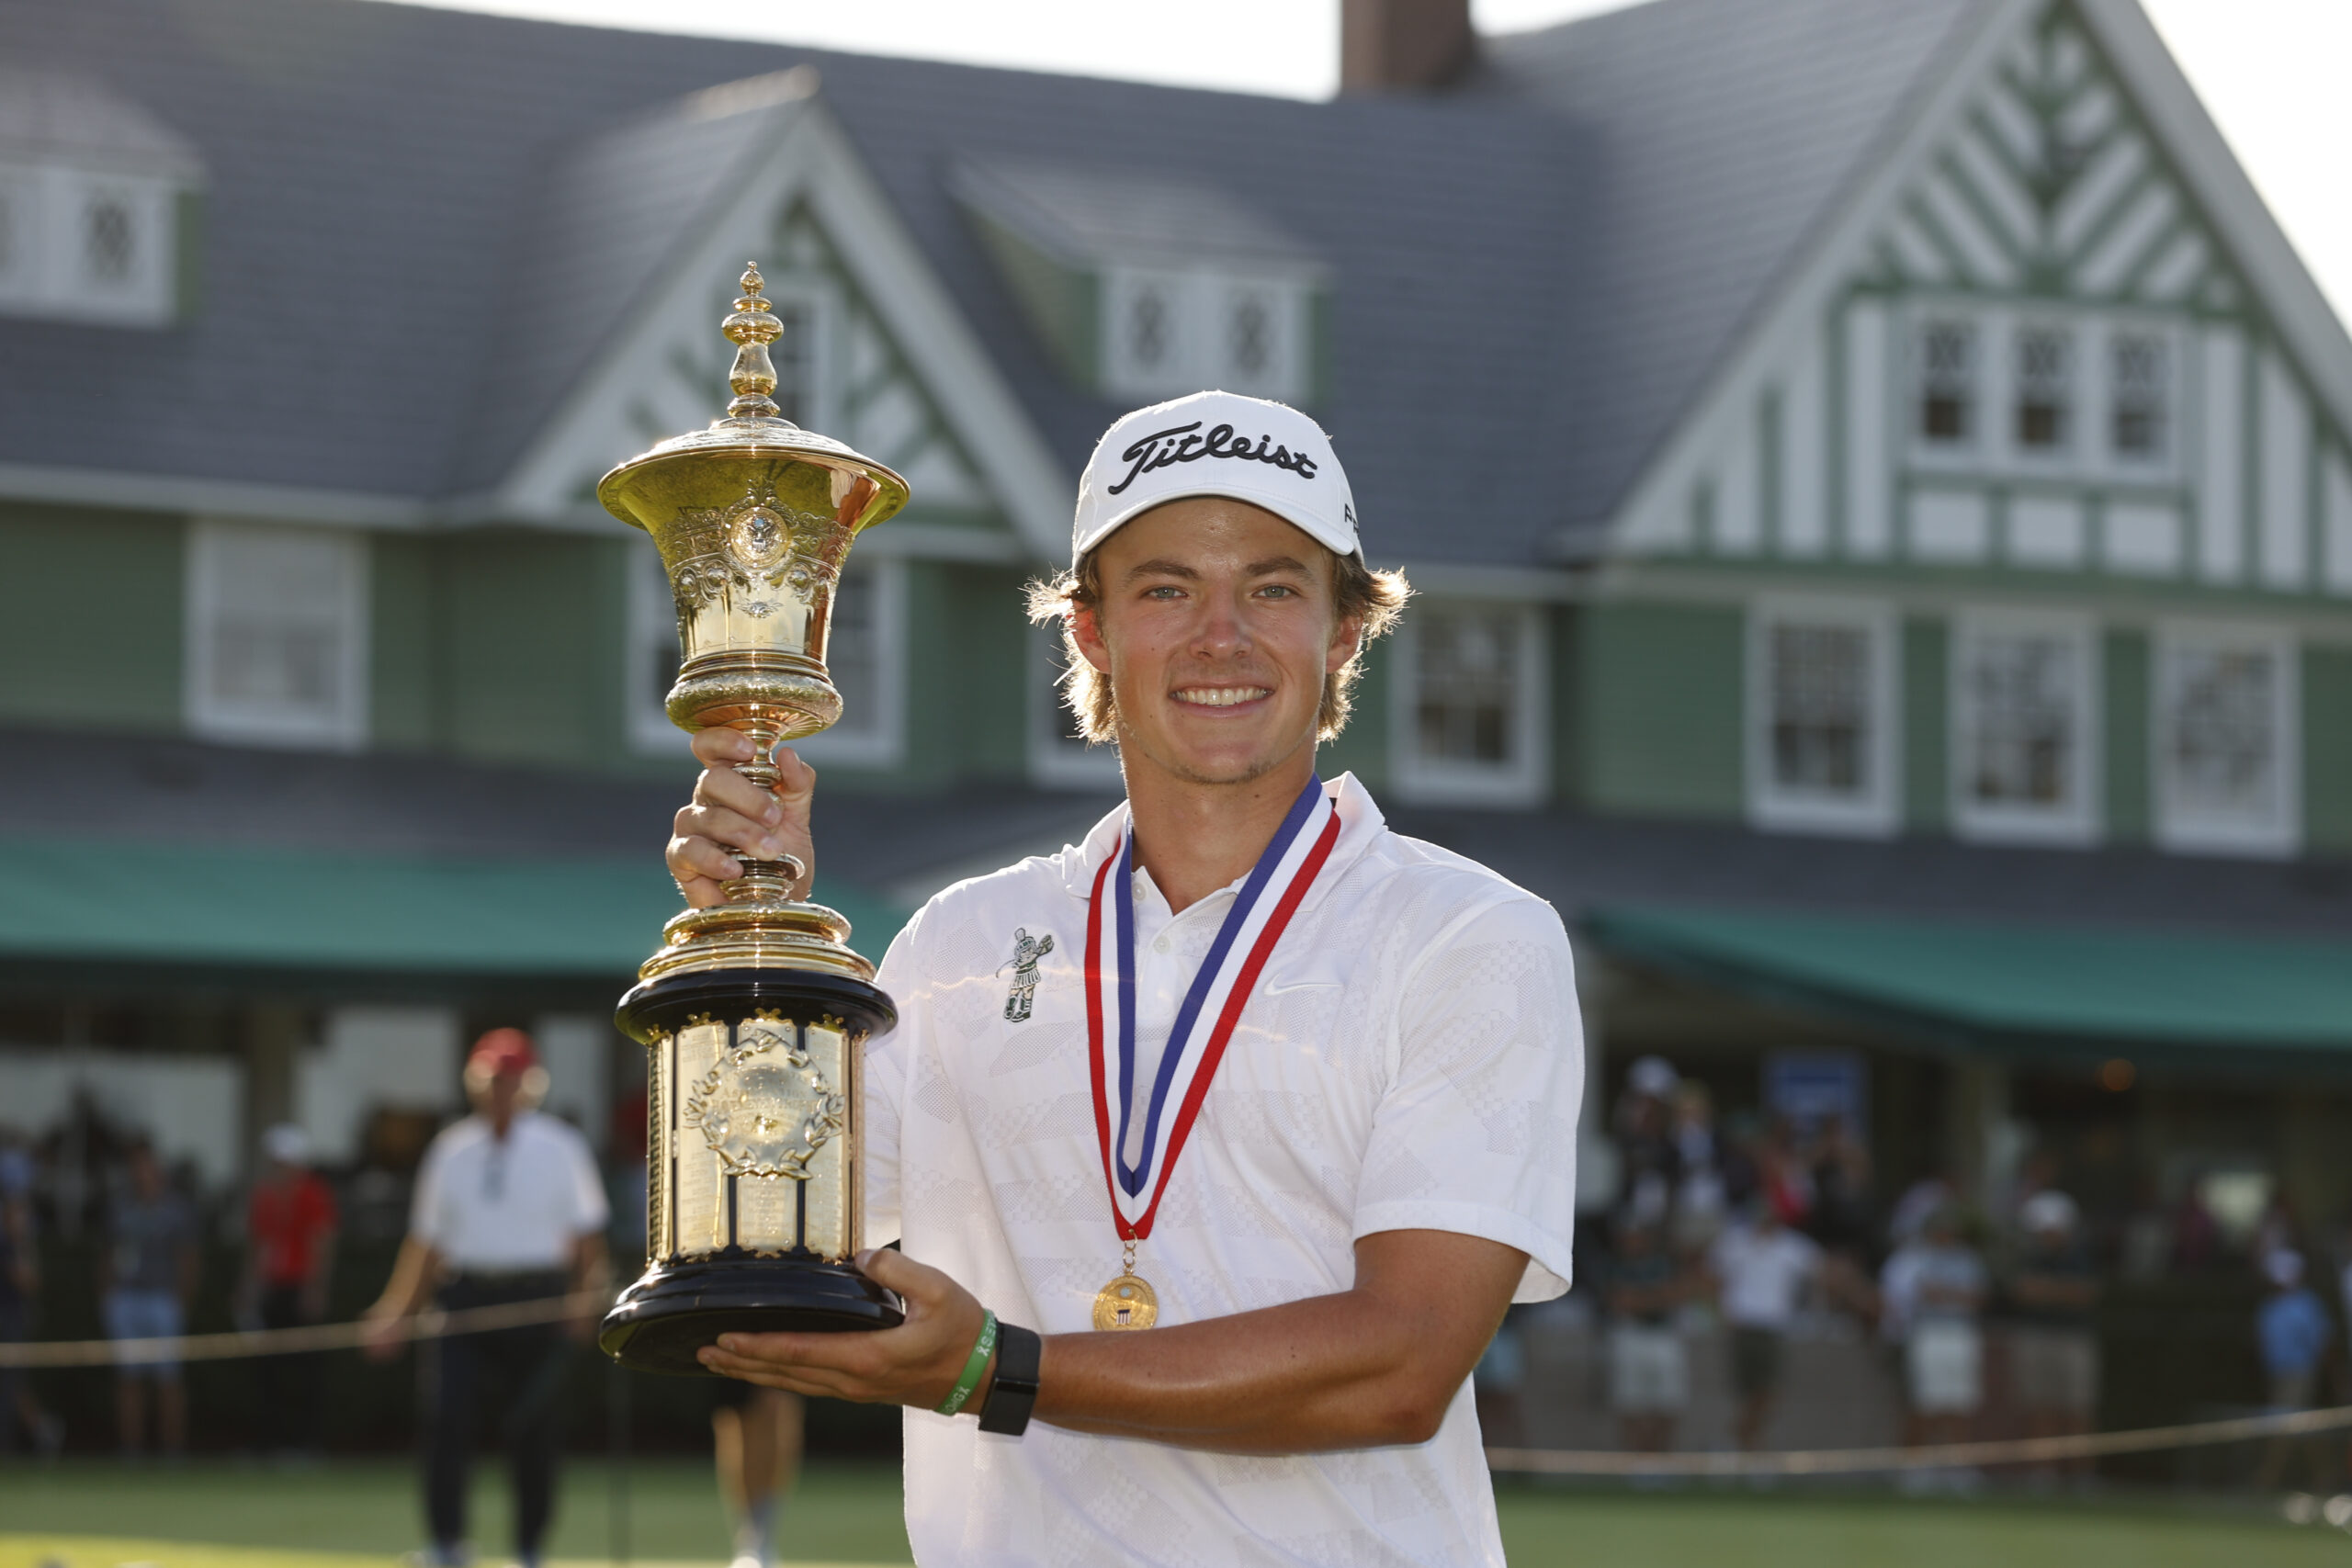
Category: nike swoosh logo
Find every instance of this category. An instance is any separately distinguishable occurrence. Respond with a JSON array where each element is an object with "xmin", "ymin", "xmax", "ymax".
[{"xmin": 1261, "ymin": 980, "xmax": 1341, "ymax": 996}]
